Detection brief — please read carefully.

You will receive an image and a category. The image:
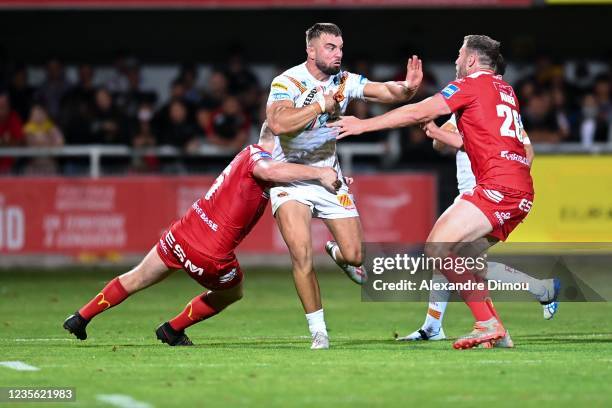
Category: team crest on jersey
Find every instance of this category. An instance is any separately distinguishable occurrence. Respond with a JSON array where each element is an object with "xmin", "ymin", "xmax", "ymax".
[
  {"xmin": 441, "ymin": 84, "xmax": 460, "ymax": 99},
  {"xmin": 337, "ymin": 194, "xmax": 355, "ymax": 209}
]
